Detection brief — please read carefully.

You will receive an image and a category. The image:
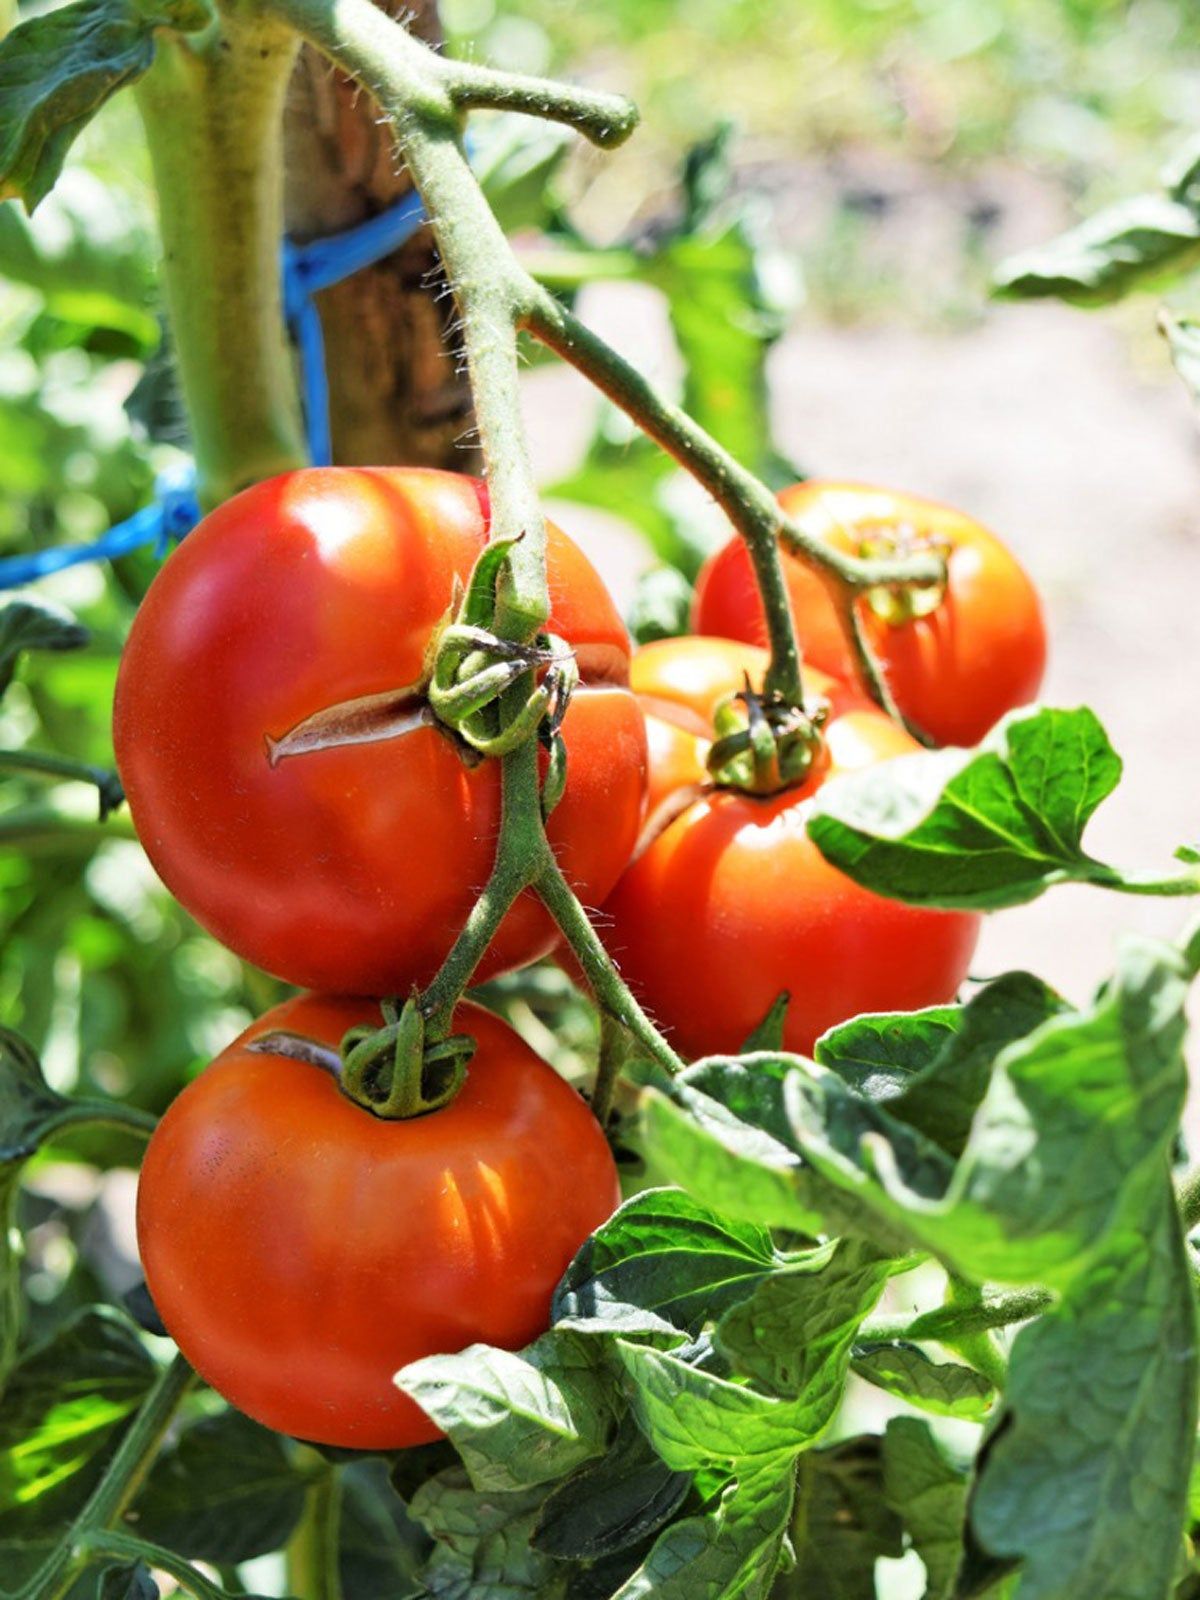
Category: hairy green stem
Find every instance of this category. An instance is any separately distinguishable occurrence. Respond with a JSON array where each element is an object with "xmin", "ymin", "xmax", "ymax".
[
  {"xmin": 135, "ymin": 16, "xmax": 307, "ymax": 508},
  {"xmin": 0, "ymin": 749, "xmax": 123, "ymax": 811},
  {"xmin": 859, "ymin": 1286, "xmax": 1053, "ymax": 1346},
  {"xmin": 941, "ymin": 1276, "xmax": 1010, "ymax": 1389},
  {"xmin": 78, "ymin": 1530, "xmax": 231, "ymax": 1600},
  {"xmin": 286, "ymin": 1455, "xmax": 344, "ymax": 1600},
  {"xmin": 593, "ymin": 1007, "xmax": 630, "ymax": 1125},
  {"xmin": 20, "ymin": 1355, "xmax": 196, "ymax": 1600}
]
